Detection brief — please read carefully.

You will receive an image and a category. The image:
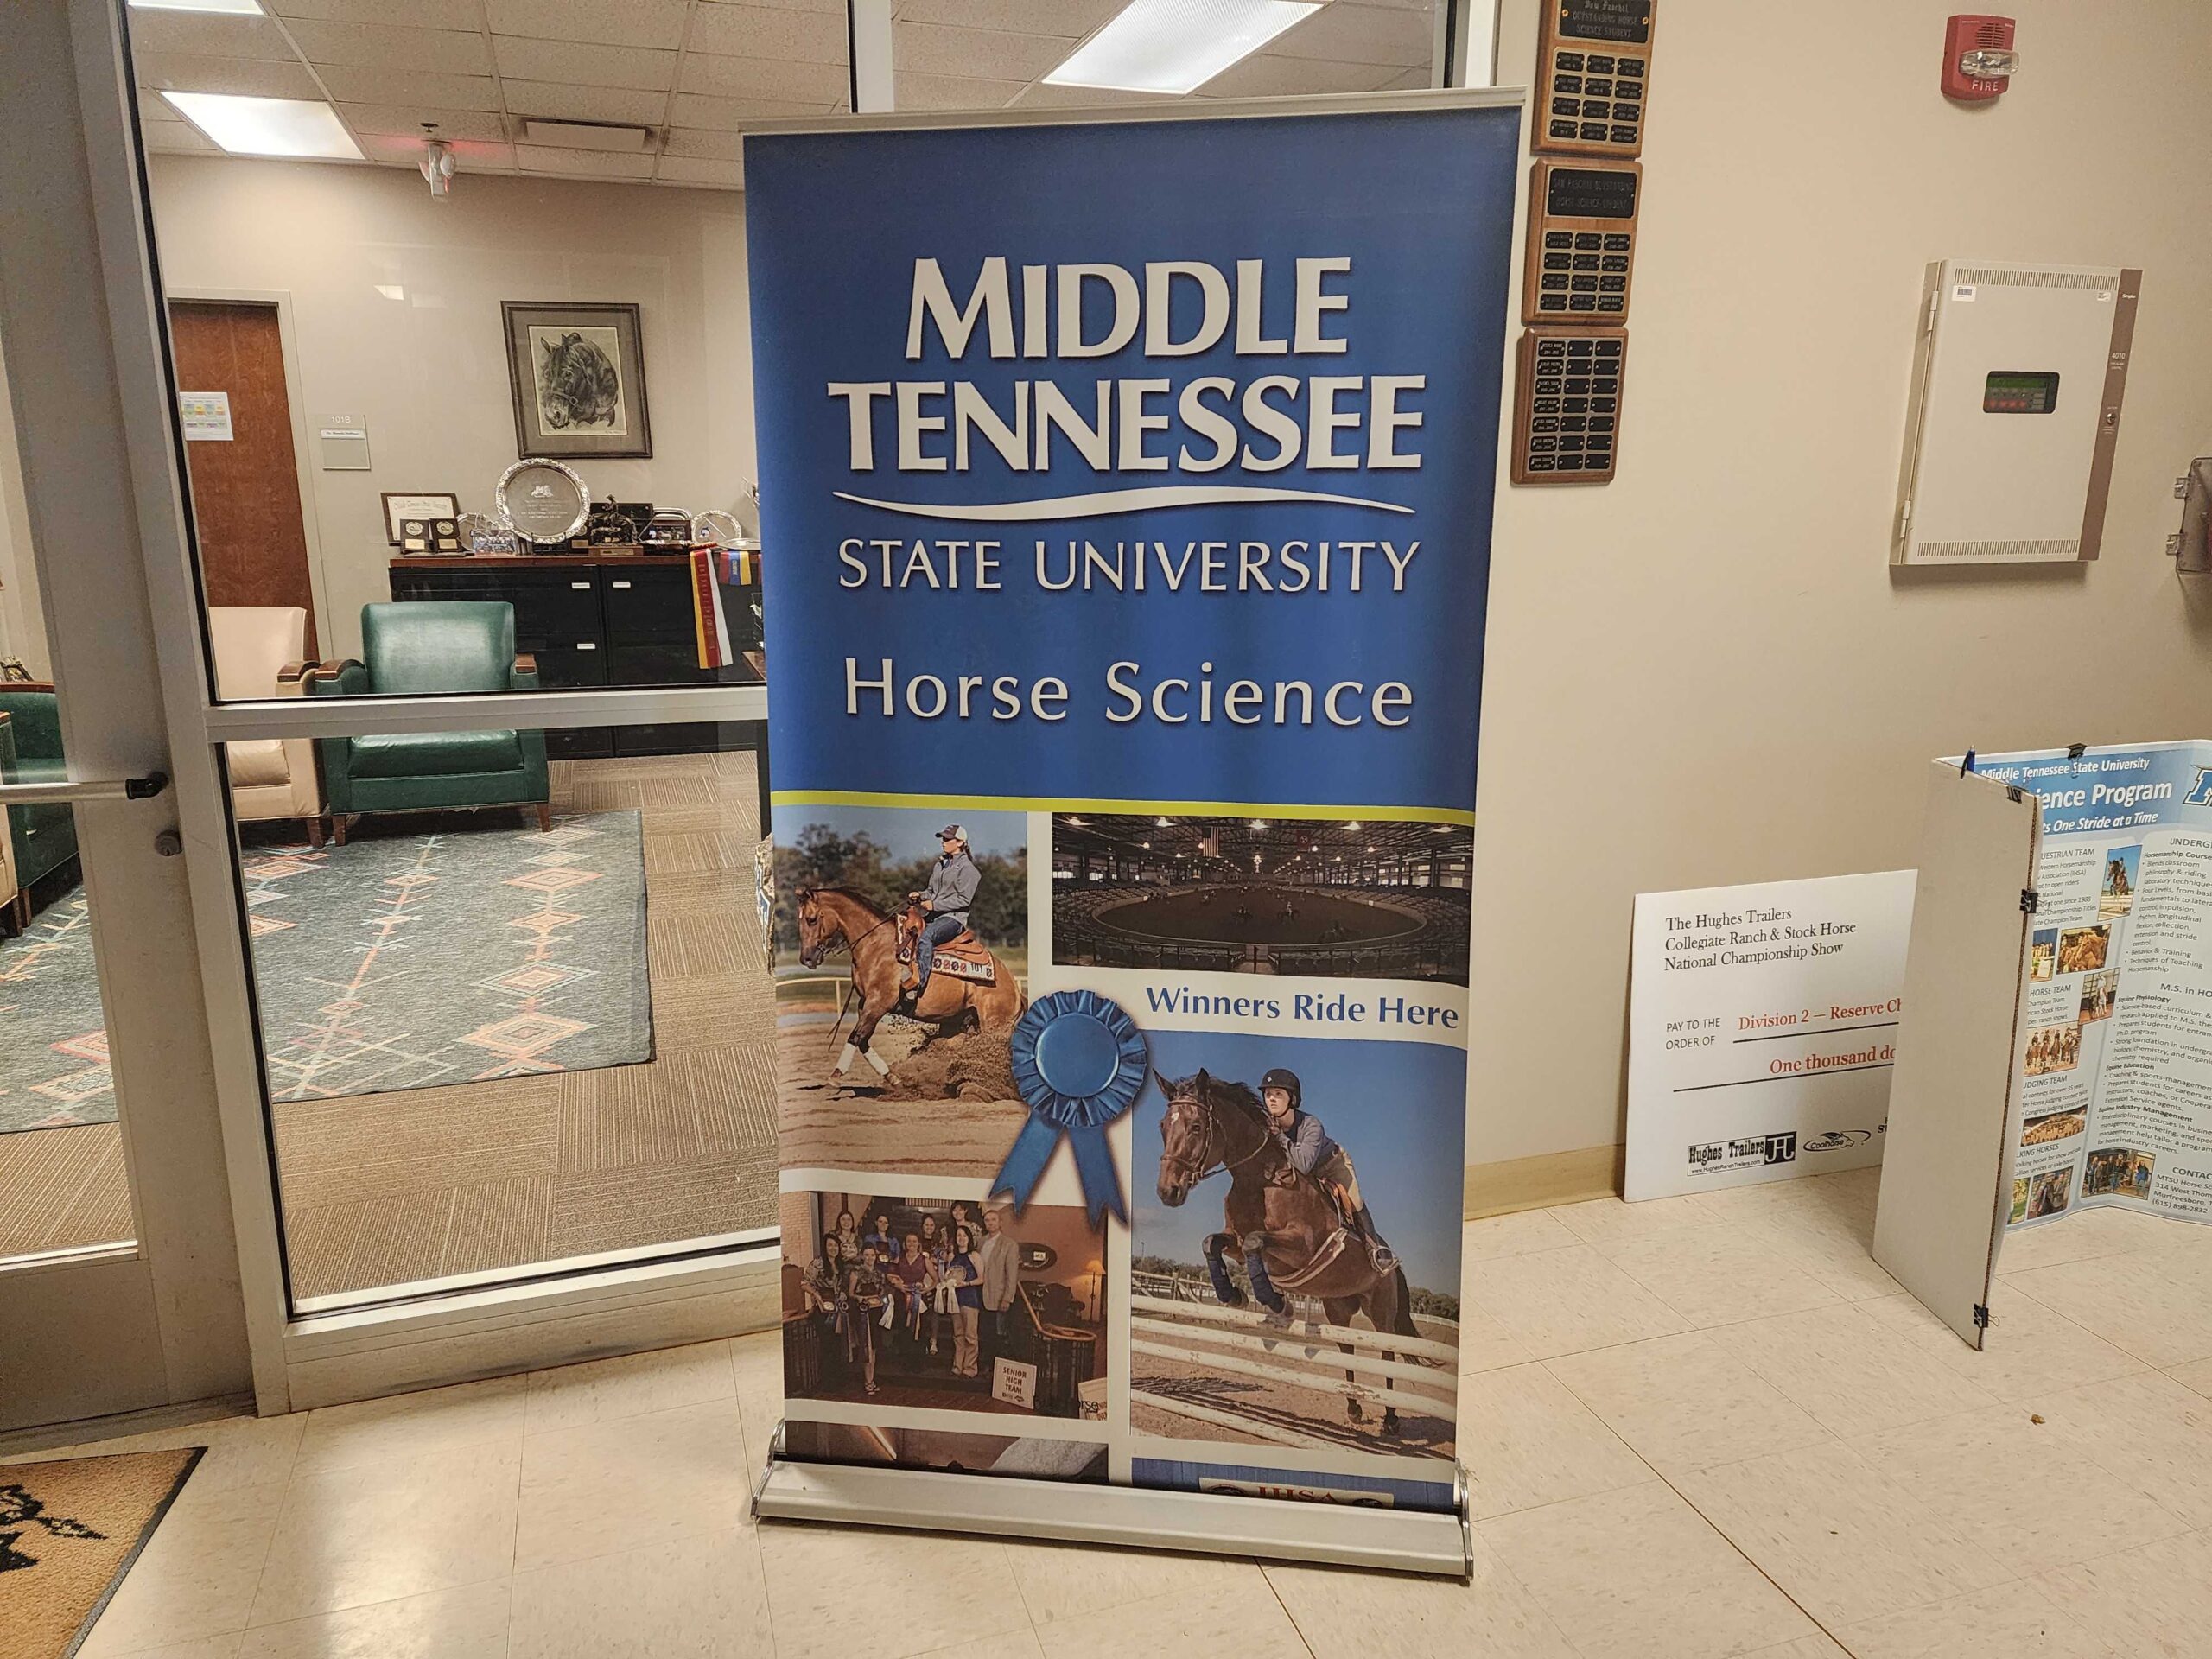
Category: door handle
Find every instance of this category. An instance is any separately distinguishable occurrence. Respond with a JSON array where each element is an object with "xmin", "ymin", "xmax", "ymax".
[
  {"xmin": 0, "ymin": 770, "xmax": 167, "ymax": 805},
  {"xmin": 610, "ymin": 580, "xmax": 632, "ymax": 589}
]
